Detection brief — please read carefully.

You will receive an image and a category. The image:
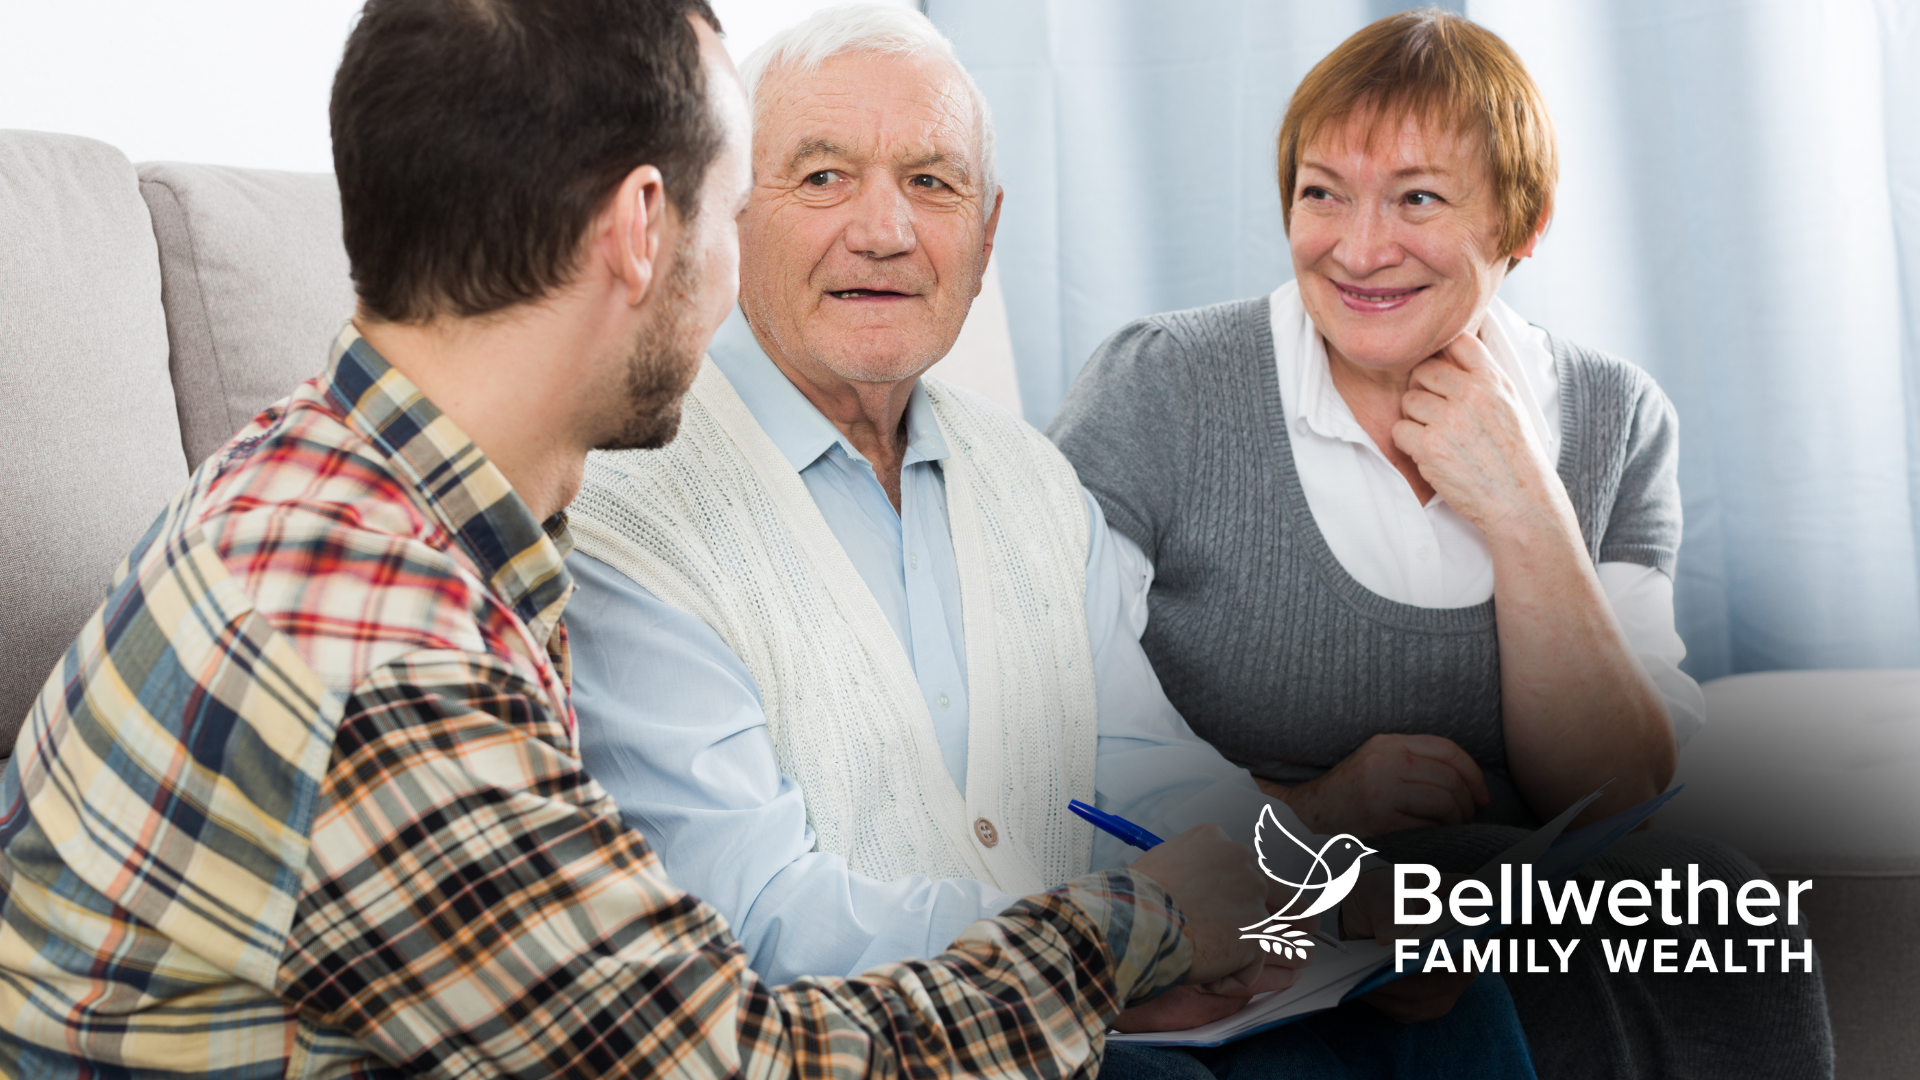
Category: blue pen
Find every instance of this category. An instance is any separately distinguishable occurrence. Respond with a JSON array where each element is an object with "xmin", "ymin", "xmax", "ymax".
[
  {"xmin": 1068, "ymin": 799, "xmax": 1351, "ymax": 954},
  {"xmin": 1068, "ymin": 799, "xmax": 1165, "ymax": 850}
]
